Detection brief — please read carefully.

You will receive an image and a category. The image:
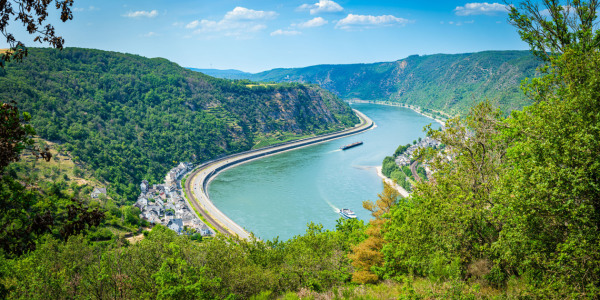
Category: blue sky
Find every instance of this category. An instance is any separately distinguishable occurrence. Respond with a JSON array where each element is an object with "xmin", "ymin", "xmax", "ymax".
[{"xmin": 3, "ymin": 0, "xmax": 528, "ymax": 72}]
